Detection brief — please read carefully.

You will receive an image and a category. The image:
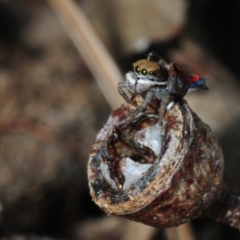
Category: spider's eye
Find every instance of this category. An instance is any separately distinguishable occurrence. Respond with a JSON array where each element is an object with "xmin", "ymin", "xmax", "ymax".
[
  {"xmin": 141, "ymin": 69, "xmax": 147, "ymax": 75},
  {"xmin": 149, "ymin": 71, "xmax": 153, "ymax": 75},
  {"xmin": 135, "ymin": 66, "xmax": 140, "ymax": 73}
]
